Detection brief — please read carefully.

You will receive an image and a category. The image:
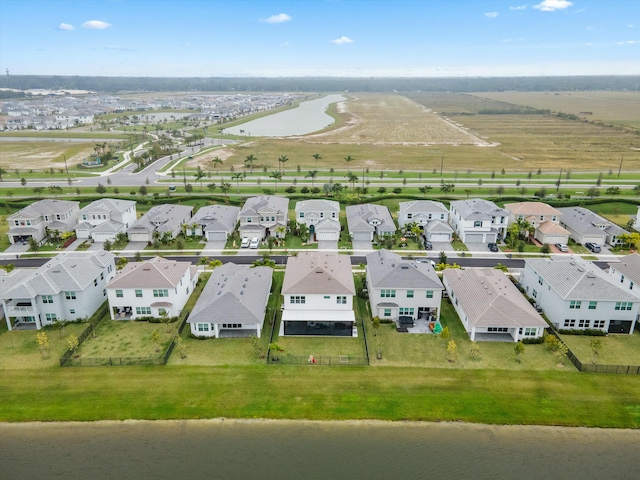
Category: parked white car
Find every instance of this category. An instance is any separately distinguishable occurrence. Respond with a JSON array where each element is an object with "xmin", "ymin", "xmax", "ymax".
[
  {"xmin": 241, "ymin": 237, "xmax": 250, "ymax": 248},
  {"xmin": 249, "ymin": 237, "xmax": 260, "ymax": 249}
]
